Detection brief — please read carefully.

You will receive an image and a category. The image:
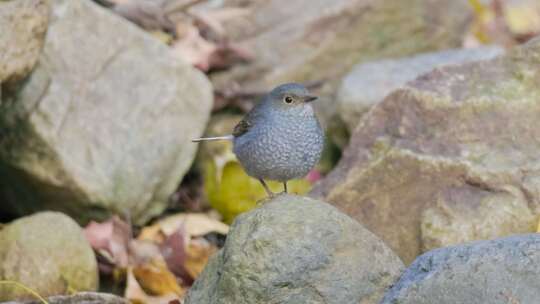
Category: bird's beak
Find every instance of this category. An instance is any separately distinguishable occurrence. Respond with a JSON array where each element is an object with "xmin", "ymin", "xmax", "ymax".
[{"xmin": 304, "ymin": 95, "xmax": 318, "ymax": 102}]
